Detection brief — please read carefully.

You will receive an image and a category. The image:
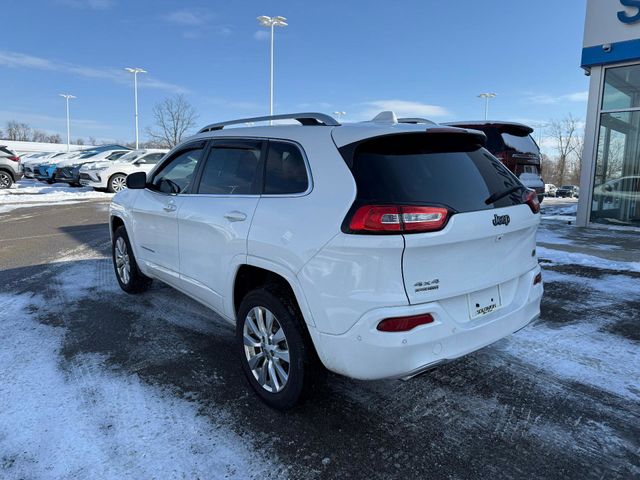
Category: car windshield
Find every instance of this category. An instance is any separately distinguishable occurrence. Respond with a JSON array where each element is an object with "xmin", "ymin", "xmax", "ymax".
[
  {"xmin": 561, "ymin": 185, "xmax": 573, "ymax": 189},
  {"xmin": 501, "ymin": 133, "xmax": 539, "ymax": 155},
  {"xmin": 341, "ymin": 132, "xmax": 525, "ymax": 213}
]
